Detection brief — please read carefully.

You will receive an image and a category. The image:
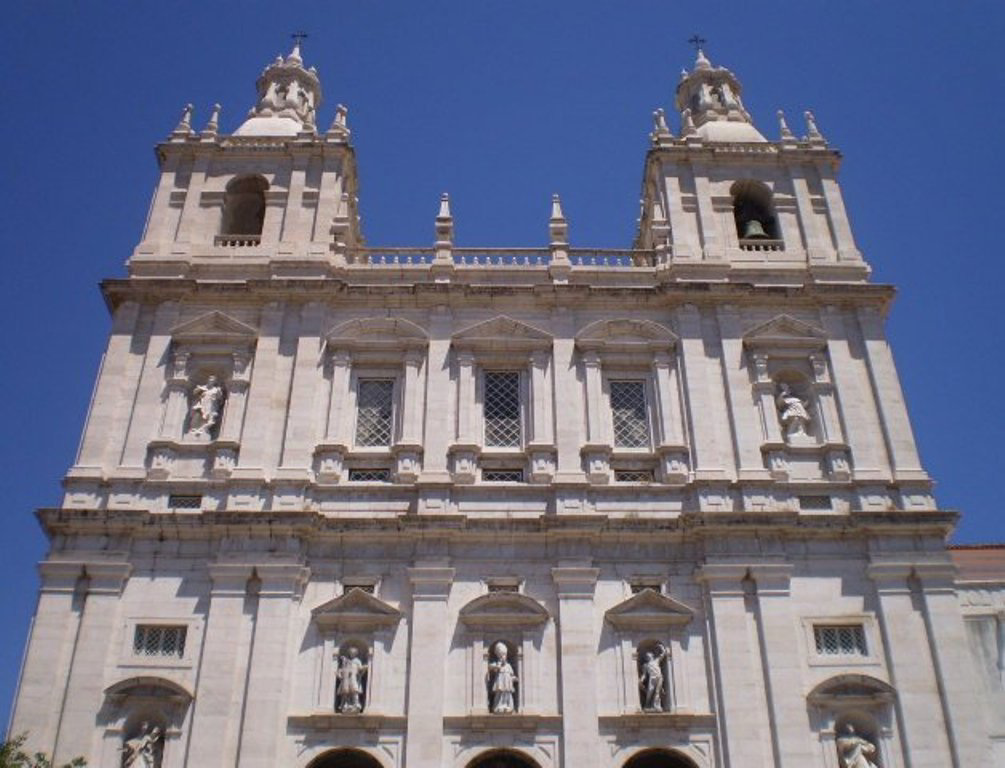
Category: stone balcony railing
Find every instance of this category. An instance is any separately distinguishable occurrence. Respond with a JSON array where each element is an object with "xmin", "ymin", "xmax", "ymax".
[
  {"xmin": 215, "ymin": 234, "xmax": 263, "ymax": 247},
  {"xmin": 345, "ymin": 247, "xmax": 659, "ymax": 267},
  {"xmin": 738, "ymin": 238, "xmax": 785, "ymax": 252}
]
